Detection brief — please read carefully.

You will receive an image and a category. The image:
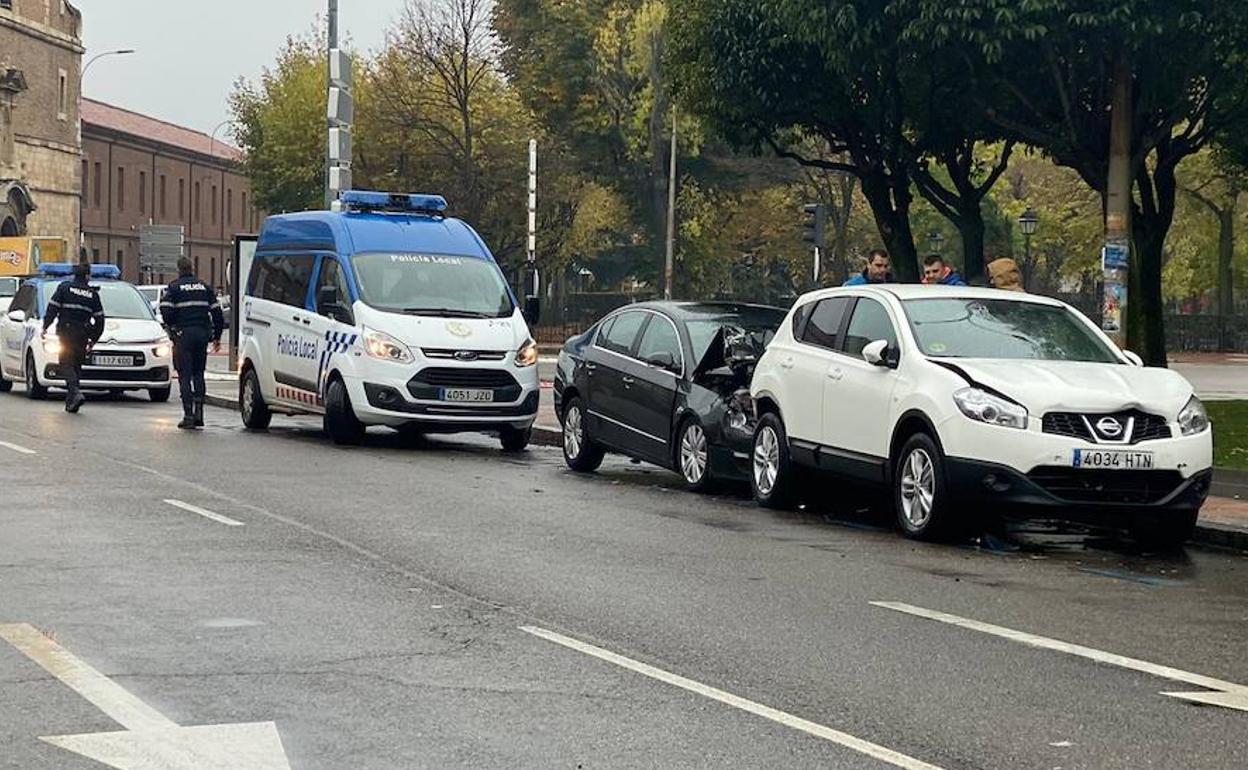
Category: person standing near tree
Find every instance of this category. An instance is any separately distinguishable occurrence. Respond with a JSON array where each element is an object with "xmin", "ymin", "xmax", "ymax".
[{"xmin": 160, "ymin": 257, "xmax": 224, "ymax": 429}]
